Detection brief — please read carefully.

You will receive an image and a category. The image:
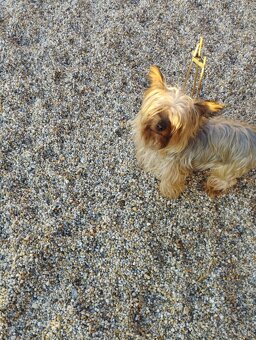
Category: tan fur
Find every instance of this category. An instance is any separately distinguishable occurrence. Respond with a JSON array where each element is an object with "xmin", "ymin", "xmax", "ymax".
[{"xmin": 132, "ymin": 65, "xmax": 256, "ymax": 198}]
